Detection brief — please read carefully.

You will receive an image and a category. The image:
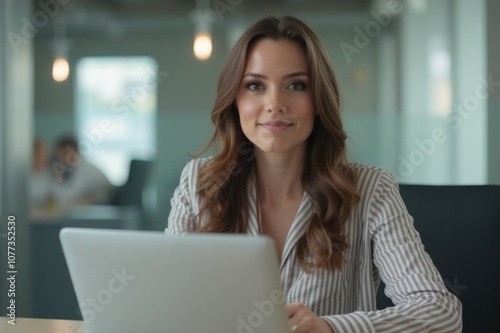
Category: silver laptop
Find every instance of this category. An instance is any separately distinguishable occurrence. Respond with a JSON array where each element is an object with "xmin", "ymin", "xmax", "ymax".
[{"xmin": 59, "ymin": 228, "xmax": 289, "ymax": 333}]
